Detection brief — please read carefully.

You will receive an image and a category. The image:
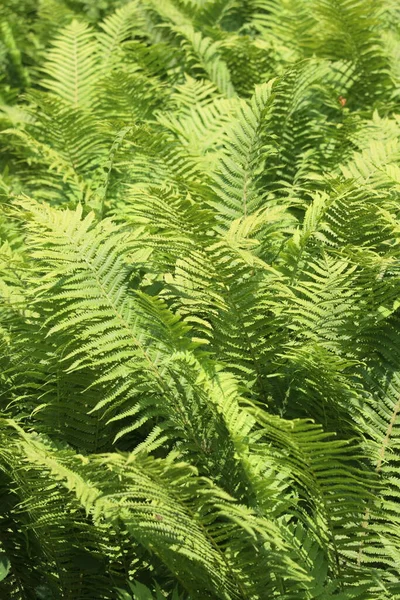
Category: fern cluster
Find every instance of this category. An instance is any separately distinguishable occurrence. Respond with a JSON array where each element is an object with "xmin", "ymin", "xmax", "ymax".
[{"xmin": 1, "ymin": 0, "xmax": 400, "ymax": 598}]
